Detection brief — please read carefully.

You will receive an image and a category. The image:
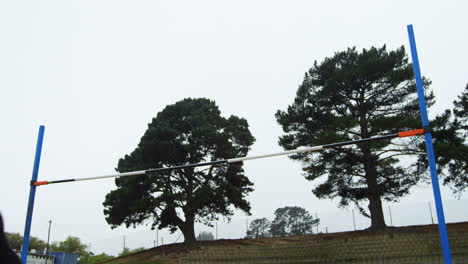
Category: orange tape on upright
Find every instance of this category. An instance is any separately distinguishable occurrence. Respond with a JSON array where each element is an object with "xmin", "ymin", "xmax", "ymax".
[
  {"xmin": 398, "ymin": 129, "xmax": 424, "ymax": 138},
  {"xmin": 33, "ymin": 181, "xmax": 49, "ymax": 186}
]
